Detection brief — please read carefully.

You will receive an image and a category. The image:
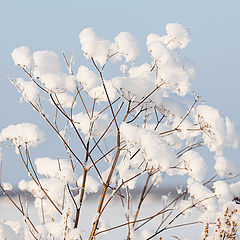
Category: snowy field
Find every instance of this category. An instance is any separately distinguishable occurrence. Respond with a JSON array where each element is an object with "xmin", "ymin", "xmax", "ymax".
[{"xmin": 0, "ymin": 192, "xmax": 202, "ymax": 239}]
